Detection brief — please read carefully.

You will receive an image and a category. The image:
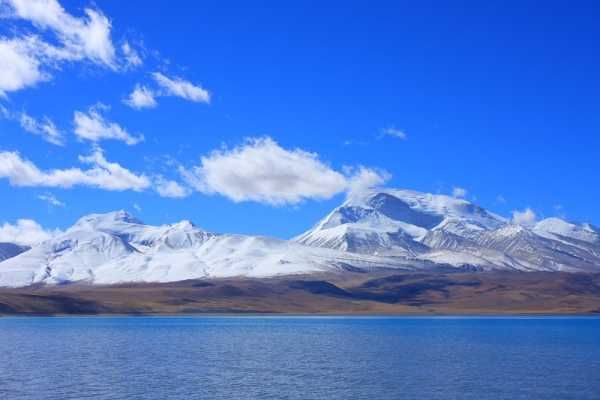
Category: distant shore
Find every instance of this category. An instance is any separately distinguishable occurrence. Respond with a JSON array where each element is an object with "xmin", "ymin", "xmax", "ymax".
[{"xmin": 1, "ymin": 271, "xmax": 600, "ymax": 316}]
